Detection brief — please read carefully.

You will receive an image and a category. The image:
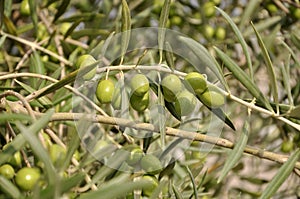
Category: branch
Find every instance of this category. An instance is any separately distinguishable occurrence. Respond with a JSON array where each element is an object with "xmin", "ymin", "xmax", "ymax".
[{"xmin": 2, "ymin": 100, "xmax": 299, "ymax": 170}]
